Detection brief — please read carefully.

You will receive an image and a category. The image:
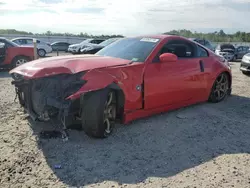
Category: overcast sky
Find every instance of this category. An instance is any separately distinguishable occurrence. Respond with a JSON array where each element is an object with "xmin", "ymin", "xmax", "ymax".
[{"xmin": 0, "ymin": 0, "xmax": 249, "ymax": 36}]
